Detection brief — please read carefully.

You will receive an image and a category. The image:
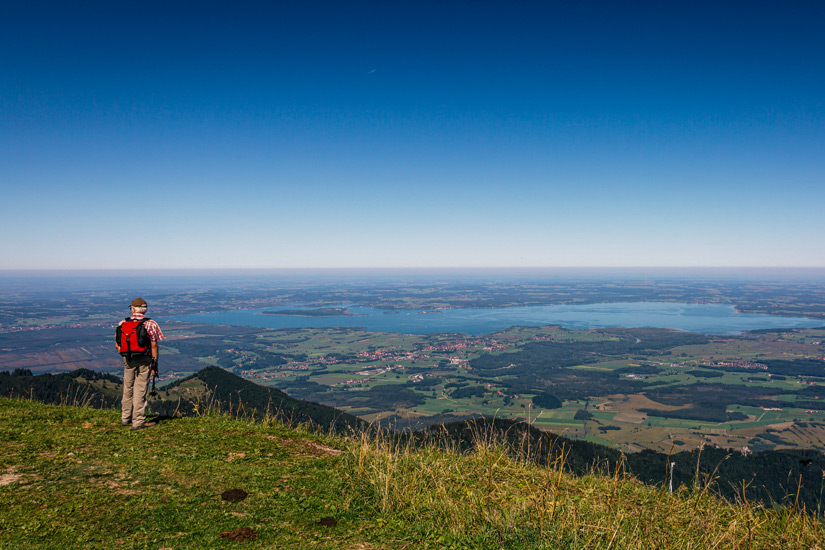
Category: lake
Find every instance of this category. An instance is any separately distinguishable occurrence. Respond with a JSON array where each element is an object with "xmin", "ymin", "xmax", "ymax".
[{"xmin": 165, "ymin": 301, "xmax": 823, "ymax": 336}]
